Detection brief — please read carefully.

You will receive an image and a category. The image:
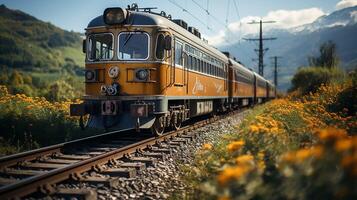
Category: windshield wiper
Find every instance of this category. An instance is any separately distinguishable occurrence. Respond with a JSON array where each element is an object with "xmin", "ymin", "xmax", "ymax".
[{"xmin": 123, "ymin": 33, "xmax": 133, "ymax": 47}]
